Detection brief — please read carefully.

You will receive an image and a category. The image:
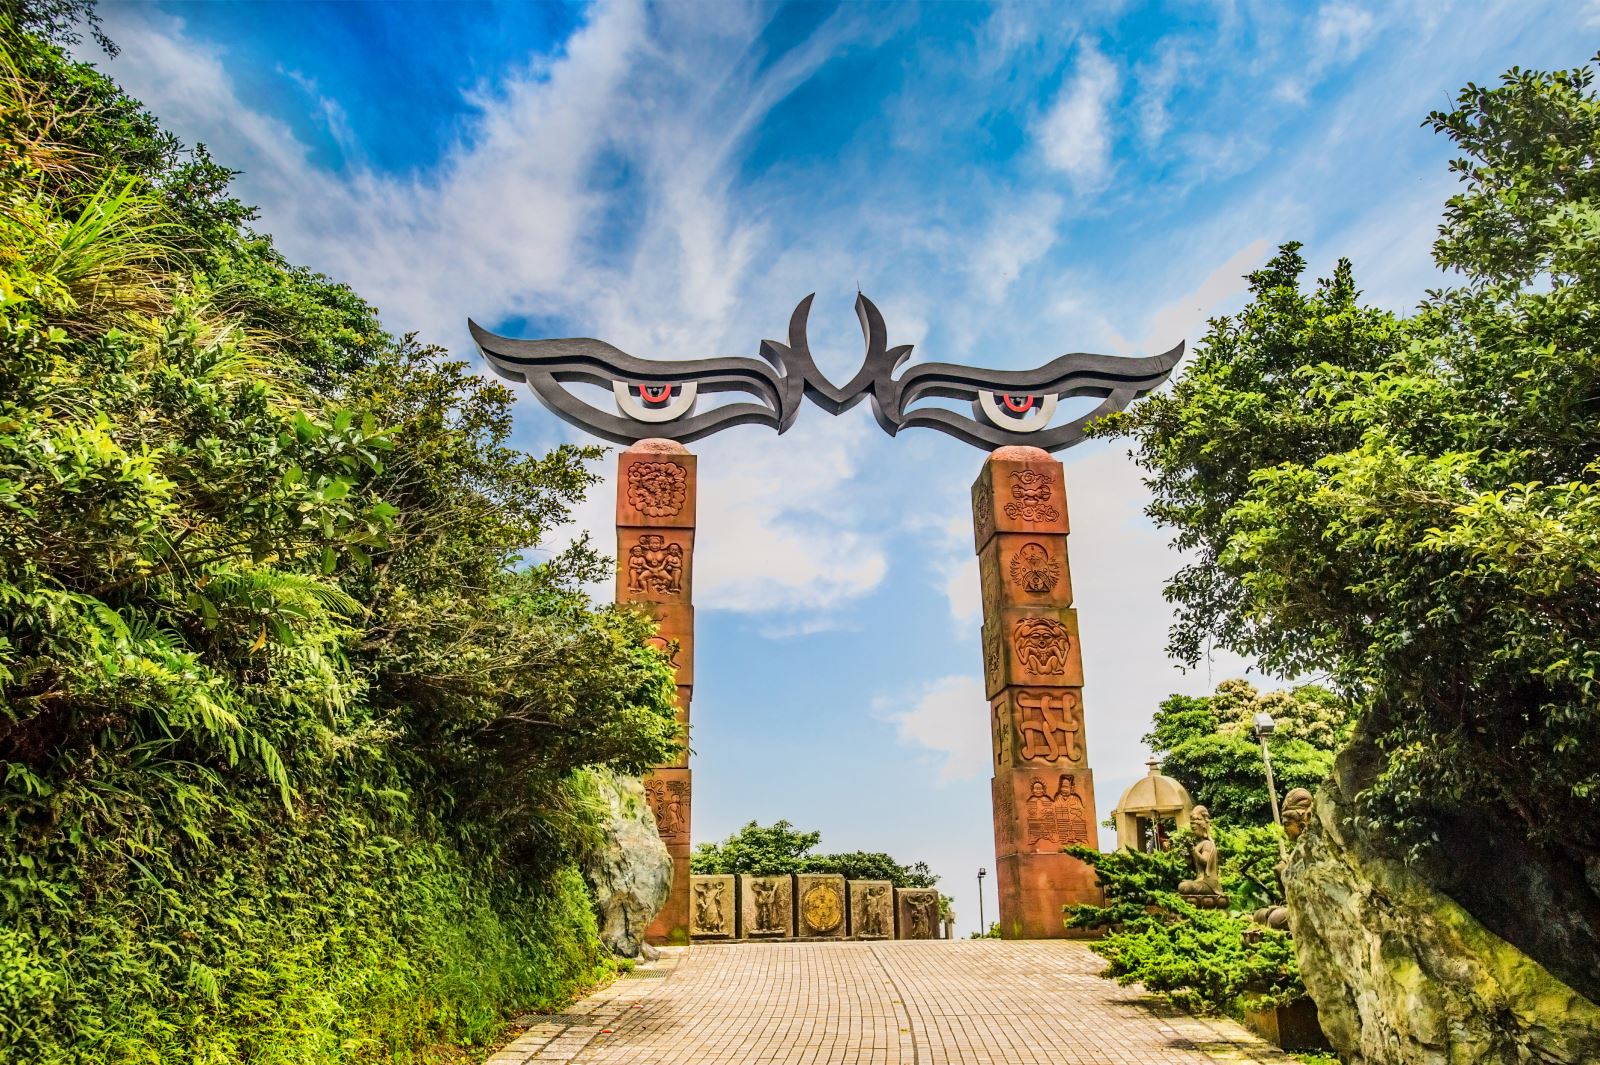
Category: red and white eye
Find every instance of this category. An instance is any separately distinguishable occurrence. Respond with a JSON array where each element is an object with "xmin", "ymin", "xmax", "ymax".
[
  {"xmin": 614, "ymin": 381, "xmax": 698, "ymax": 422},
  {"xmin": 977, "ymin": 391, "xmax": 1057, "ymax": 432}
]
